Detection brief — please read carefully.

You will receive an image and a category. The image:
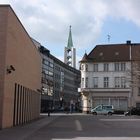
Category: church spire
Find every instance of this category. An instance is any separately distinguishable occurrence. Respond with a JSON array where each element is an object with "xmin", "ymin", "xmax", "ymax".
[
  {"xmin": 67, "ymin": 25, "xmax": 73, "ymax": 48},
  {"xmin": 64, "ymin": 26, "xmax": 76, "ymax": 68}
]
